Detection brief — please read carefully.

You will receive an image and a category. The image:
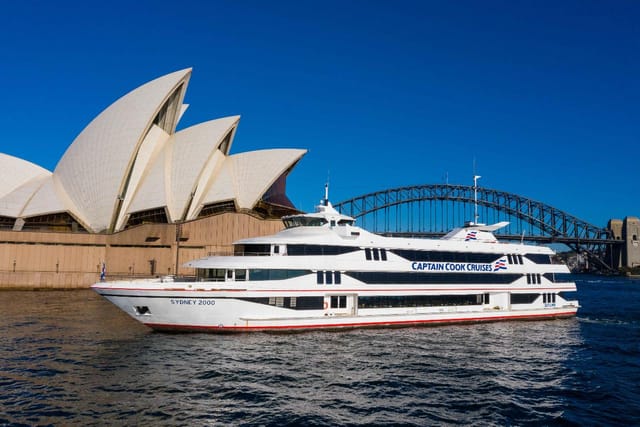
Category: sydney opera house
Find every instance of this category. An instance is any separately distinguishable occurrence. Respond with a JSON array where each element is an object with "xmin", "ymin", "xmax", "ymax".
[{"xmin": 0, "ymin": 69, "xmax": 306, "ymax": 288}]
